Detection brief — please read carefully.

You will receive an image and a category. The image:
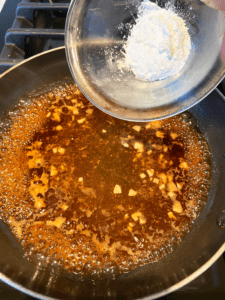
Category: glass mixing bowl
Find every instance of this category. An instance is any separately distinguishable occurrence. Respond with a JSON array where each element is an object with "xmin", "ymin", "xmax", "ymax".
[{"xmin": 65, "ymin": 0, "xmax": 225, "ymax": 121}]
